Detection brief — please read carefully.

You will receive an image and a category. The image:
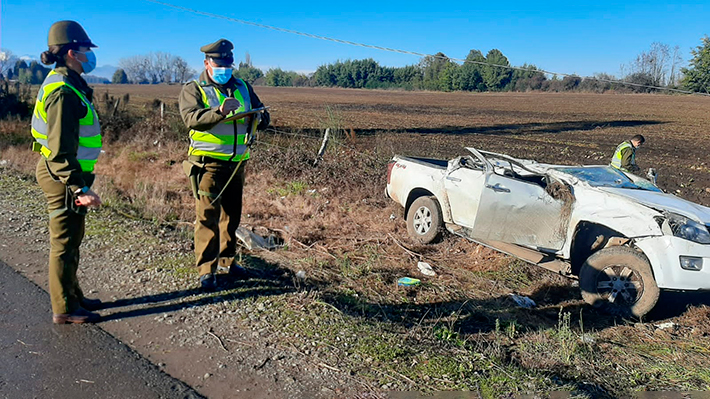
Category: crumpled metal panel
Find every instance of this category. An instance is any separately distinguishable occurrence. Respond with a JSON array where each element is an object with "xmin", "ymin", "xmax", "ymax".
[{"xmin": 472, "ymin": 173, "xmax": 568, "ymax": 251}]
